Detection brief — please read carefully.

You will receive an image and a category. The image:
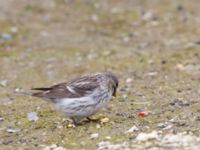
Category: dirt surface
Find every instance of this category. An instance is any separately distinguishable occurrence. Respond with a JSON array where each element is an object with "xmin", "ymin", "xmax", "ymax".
[{"xmin": 0, "ymin": 0, "xmax": 200, "ymax": 149}]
